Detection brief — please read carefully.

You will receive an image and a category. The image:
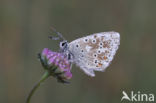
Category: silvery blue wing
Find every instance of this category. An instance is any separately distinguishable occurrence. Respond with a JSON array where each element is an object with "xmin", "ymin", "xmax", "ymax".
[{"xmin": 59, "ymin": 32, "xmax": 120, "ymax": 77}]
